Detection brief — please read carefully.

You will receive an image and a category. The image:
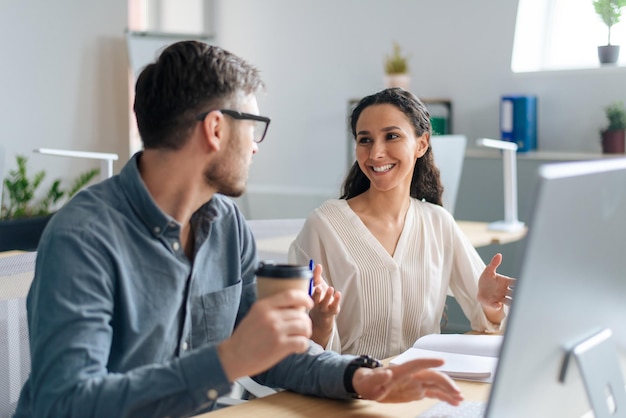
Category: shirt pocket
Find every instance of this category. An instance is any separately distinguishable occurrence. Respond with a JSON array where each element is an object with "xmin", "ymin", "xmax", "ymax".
[{"xmin": 191, "ymin": 280, "xmax": 242, "ymax": 347}]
